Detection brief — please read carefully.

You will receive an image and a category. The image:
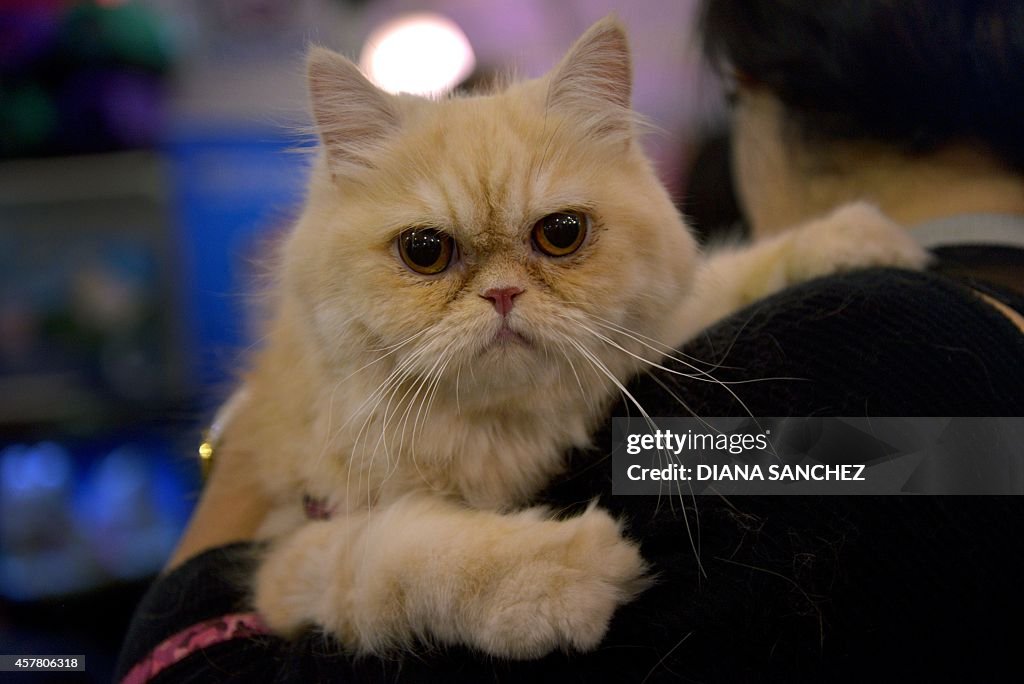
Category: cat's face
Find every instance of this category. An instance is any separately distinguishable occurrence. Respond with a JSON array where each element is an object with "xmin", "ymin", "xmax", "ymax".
[{"xmin": 284, "ymin": 18, "xmax": 697, "ymax": 410}]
